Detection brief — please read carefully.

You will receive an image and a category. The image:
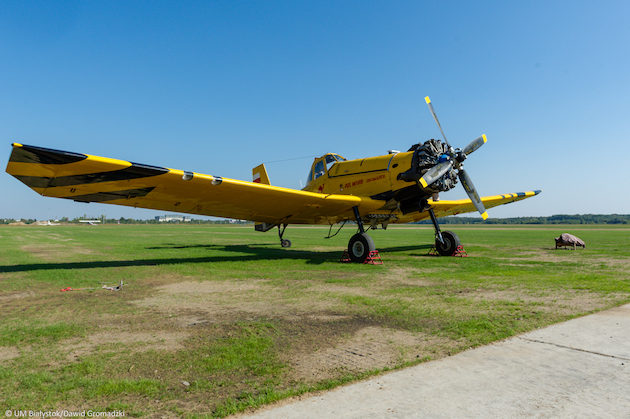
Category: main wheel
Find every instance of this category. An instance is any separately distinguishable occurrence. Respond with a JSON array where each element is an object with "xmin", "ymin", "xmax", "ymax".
[
  {"xmin": 348, "ymin": 233, "xmax": 375, "ymax": 263},
  {"xmin": 281, "ymin": 239, "xmax": 292, "ymax": 248},
  {"xmin": 435, "ymin": 230, "xmax": 461, "ymax": 256}
]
